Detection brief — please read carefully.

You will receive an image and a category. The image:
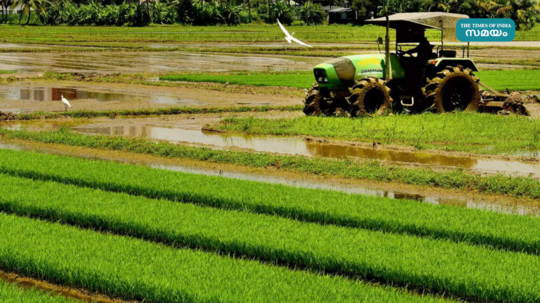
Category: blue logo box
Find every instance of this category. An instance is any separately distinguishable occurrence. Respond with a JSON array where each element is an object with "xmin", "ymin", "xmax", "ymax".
[{"xmin": 456, "ymin": 18, "xmax": 515, "ymax": 42}]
